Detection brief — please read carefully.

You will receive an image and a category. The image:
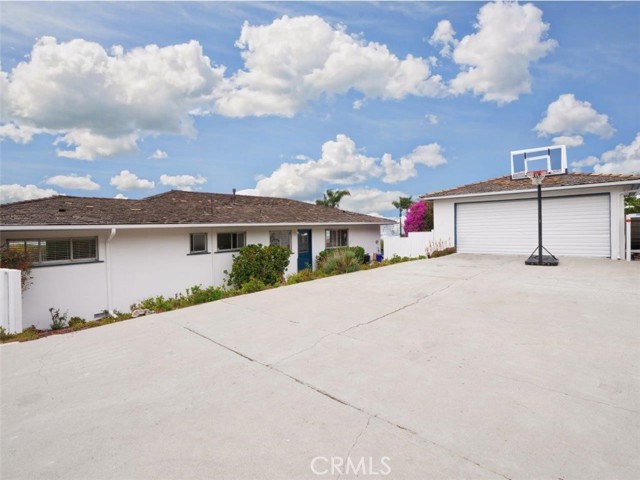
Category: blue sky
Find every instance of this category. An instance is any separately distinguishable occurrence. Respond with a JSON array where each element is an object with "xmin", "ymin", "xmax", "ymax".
[{"xmin": 1, "ymin": 1, "xmax": 639, "ymax": 215}]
